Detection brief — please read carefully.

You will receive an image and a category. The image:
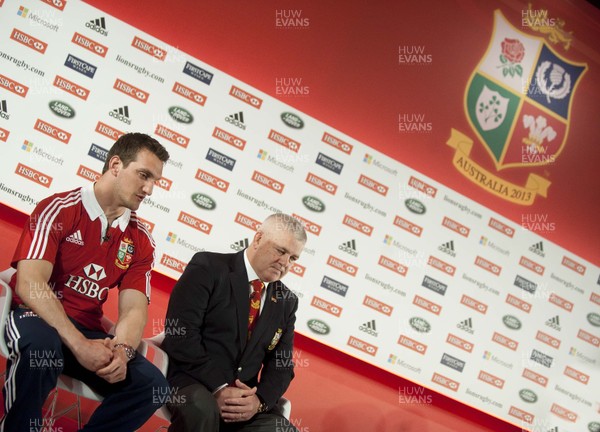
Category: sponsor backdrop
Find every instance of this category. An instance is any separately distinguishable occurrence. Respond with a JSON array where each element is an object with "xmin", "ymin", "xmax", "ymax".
[{"xmin": 0, "ymin": 0, "xmax": 598, "ymax": 430}]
